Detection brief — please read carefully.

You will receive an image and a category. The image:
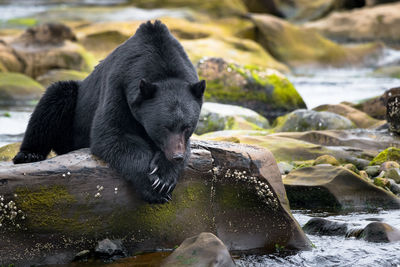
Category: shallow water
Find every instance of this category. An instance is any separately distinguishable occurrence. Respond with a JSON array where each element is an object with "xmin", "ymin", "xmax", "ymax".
[
  {"xmin": 236, "ymin": 210, "xmax": 400, "ymax": 267},
  {"xmin": 289, "ymin": 49, "xmax": 400, "ymax": 109}
]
